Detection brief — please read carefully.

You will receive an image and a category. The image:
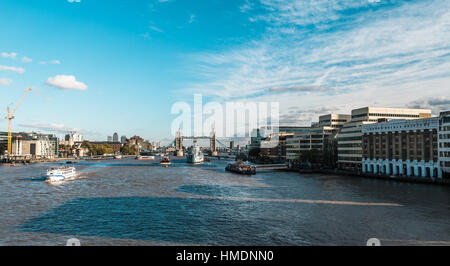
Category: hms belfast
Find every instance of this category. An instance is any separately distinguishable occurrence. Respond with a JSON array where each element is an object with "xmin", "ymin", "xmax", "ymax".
[{"xmin": 186, "ymin": 140, "xmax": 204, "ymax": 164}]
